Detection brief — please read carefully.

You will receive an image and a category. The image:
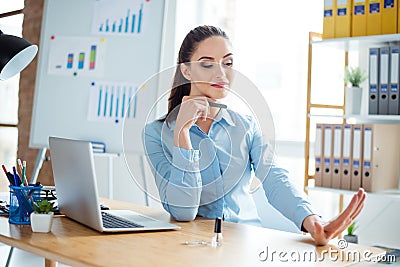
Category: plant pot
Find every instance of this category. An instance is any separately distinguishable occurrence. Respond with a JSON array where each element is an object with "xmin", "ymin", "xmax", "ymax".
[
  {"xmin": 343, "ymin": 234, "xmax": 358, "ymax": 244},
  {"xmin": 345, "ymin": 86, "xmax": 362, "ymax": 115},
  {"xmin": 30, "ymin": 212, "xmax": 54, "ymax": 233}
]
